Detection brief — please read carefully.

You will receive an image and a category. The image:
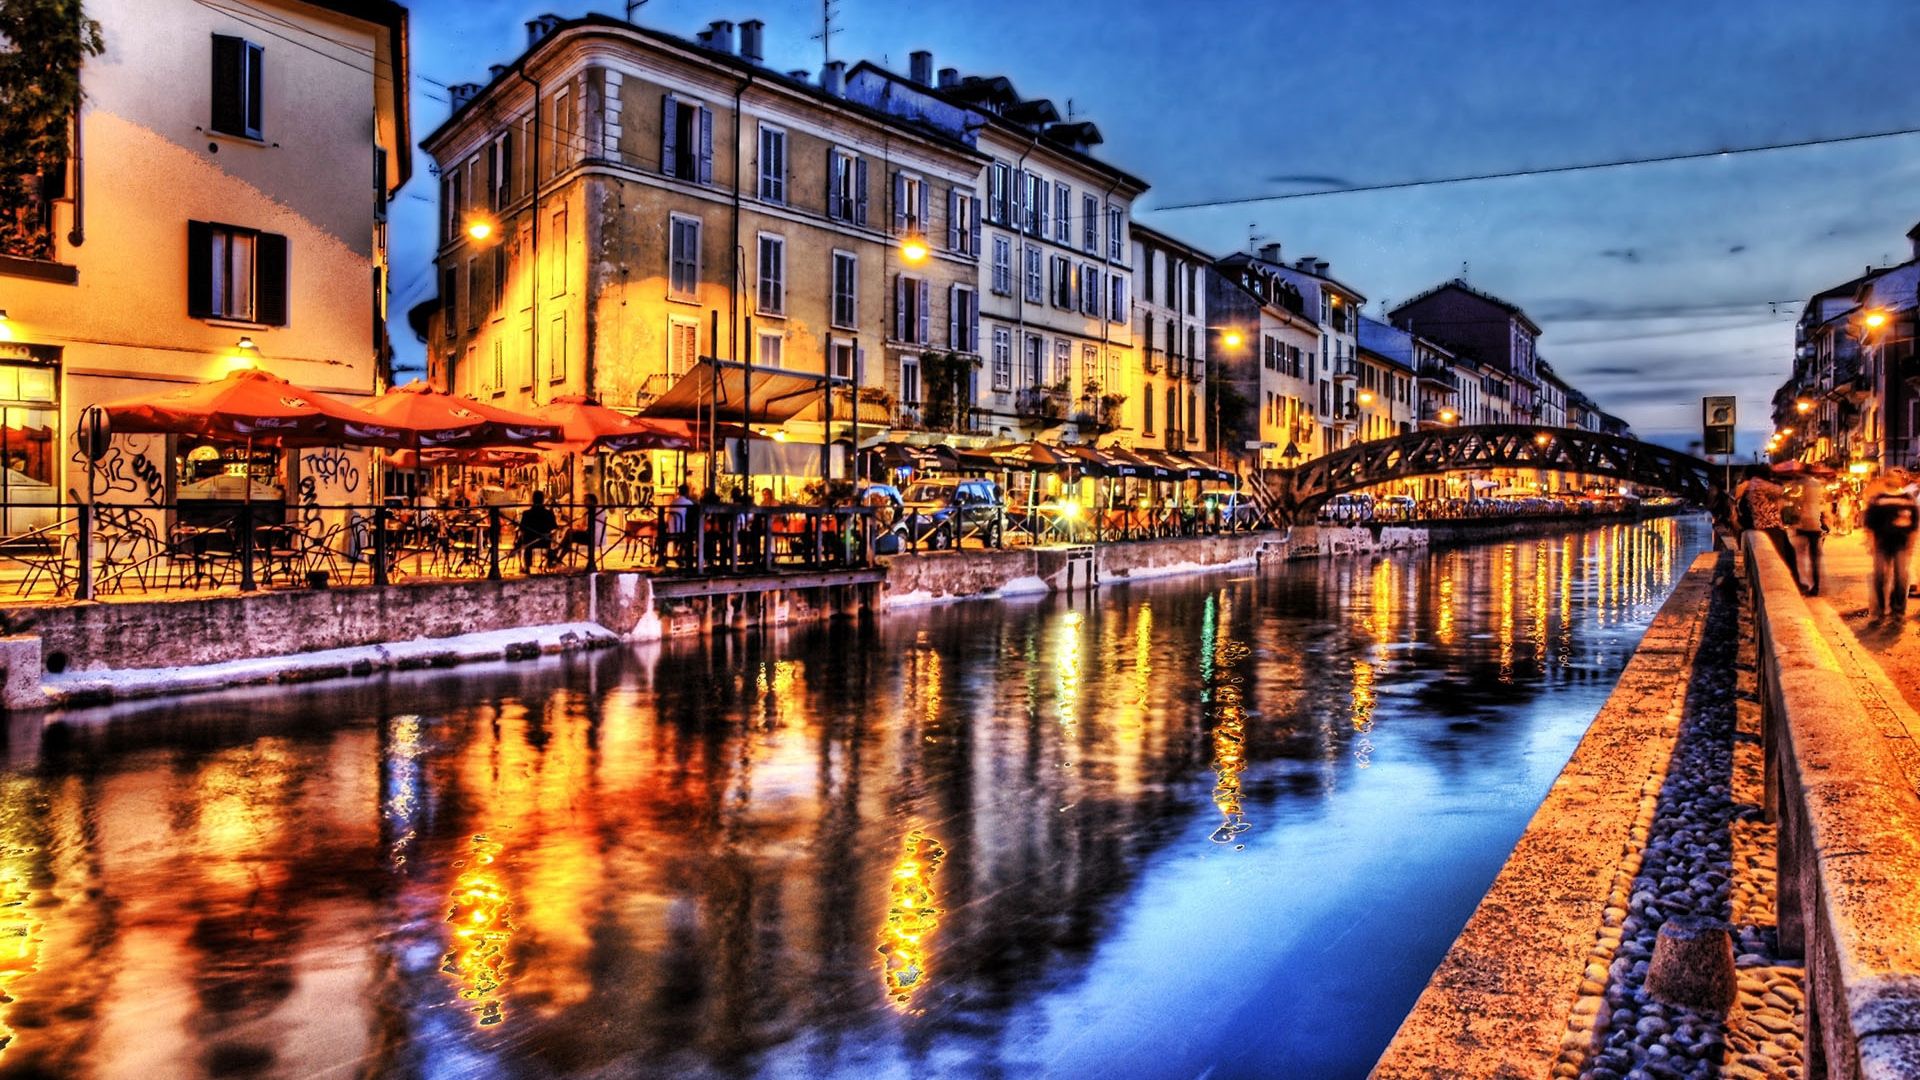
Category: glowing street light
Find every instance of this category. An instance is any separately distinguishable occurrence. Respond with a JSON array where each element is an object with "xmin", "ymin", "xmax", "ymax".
[
  {"xmin": 1534, "ymin": 432, "xmax": 1552, "ymax": 446},
  {"xmin": 1438, "ymin": 408, "xmax": 1456, "ymax": 423},
  {"xmin": 1795, "ymin": 398, "xmax": 1814, "ymax": 414},
  {"xmin": 1357, "ymin": 389, "xmax": 1375, "ymax": 405},
  {"xmin": 464, "ymin": 213, "xmax": 501, "ymax": 243},
  {"xmin": 899, "ymin": 235, "xmax": 930, "ymax": 263},
  {"xmin": 1863, "ymin": 309, "xmax": 1890, "ymax": 331}
]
